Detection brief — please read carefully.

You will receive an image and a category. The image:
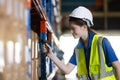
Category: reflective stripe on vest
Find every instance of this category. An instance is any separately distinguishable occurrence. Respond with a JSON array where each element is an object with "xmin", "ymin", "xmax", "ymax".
[{"xmin": 75, "ymin": 35, "xmax": 116, "ymax": 80}]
